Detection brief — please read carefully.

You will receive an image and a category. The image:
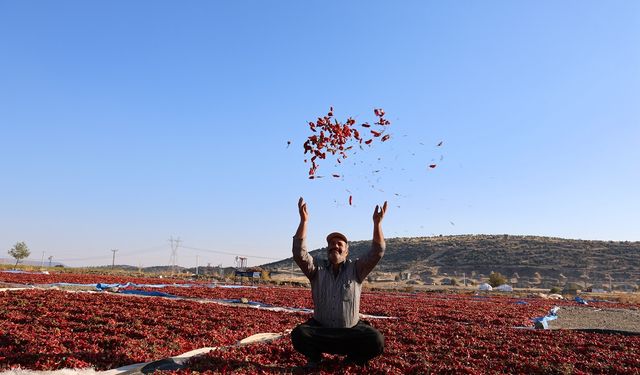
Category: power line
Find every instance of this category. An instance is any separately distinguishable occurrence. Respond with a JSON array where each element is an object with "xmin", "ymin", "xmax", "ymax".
[
  {"xmin": 32, "ymin": 243, "xmax": 281, "ymax": 266},
  {"xmin": 180, "ymin": 245, "xmax": 280, "ymax": 260},
  {"xmin": 55, "ymin": 245, "xmax": 167, "ymax": 262},
  {"xmin": 55, "ymin": 255, "xmax": 112, "ymax": 262}
]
